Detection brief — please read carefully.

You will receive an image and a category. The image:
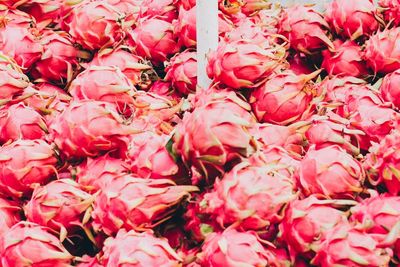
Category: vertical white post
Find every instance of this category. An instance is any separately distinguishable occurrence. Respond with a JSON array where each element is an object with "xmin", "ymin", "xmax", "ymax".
[{"xmin": 197, "ymin": 0, "xmax": 219, "ymax": 90}]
